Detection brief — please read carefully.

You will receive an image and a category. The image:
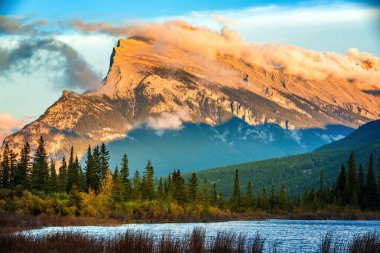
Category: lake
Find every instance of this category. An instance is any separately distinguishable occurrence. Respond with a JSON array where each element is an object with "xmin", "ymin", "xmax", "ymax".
[{"xmin": 22, "ymin": 219, "xmax": 380, "ymax": 252}]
